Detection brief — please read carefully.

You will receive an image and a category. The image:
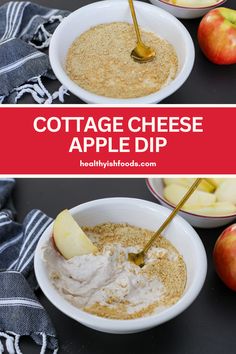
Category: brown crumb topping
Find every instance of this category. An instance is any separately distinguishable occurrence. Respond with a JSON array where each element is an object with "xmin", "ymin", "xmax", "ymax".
[
  {"xmin": 81, "ymin": 223, "xmax": 186, "ymax": 319},
  {"xmin": 66, "ymin": 22, "xmax": 178, "ymax": 99}
]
